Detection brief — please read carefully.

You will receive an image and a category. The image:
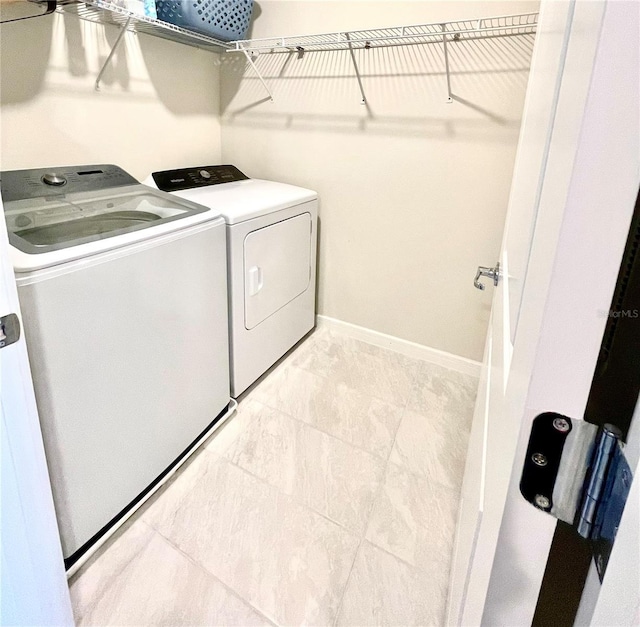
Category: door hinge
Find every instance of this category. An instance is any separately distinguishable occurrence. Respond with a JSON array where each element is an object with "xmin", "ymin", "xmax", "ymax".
[
  {"xmin": 0, "ymin": 313, "xmax": 21, "ymax": 349},
  {"xmin": 520, "ymin": 413, "xmax": 633, "ymax": 581}
]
